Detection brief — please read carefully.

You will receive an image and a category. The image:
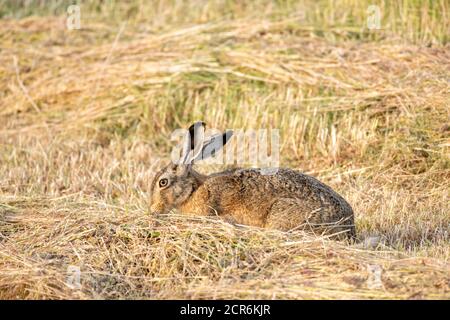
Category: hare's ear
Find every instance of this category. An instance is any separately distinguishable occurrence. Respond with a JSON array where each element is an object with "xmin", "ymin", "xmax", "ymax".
[
  {"xmin": 181, "ymin": 121, "xmax": 206, "ymax": 164},
  {"xmin": 195, "ymin": 129, "xmax": 233, "ymax": 162},
  {"xmin": 167, "ymin": 162, "xmax": 190, "ymax": 177}
]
